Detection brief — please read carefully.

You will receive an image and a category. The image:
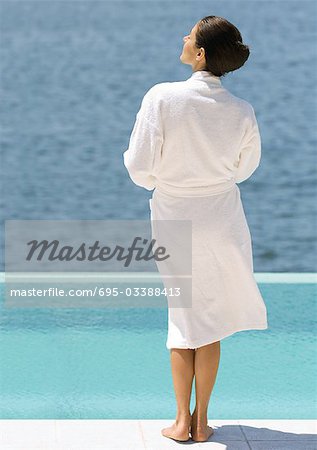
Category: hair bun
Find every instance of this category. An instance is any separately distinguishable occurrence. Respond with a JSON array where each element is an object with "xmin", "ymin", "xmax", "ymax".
[
  {"xmin": 236, "ymin": 41, "xmax": 249, "ymax": 50},
  {"xmin": 196, "ymin": 16, "xmax": 251, "ymax": 76}
]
